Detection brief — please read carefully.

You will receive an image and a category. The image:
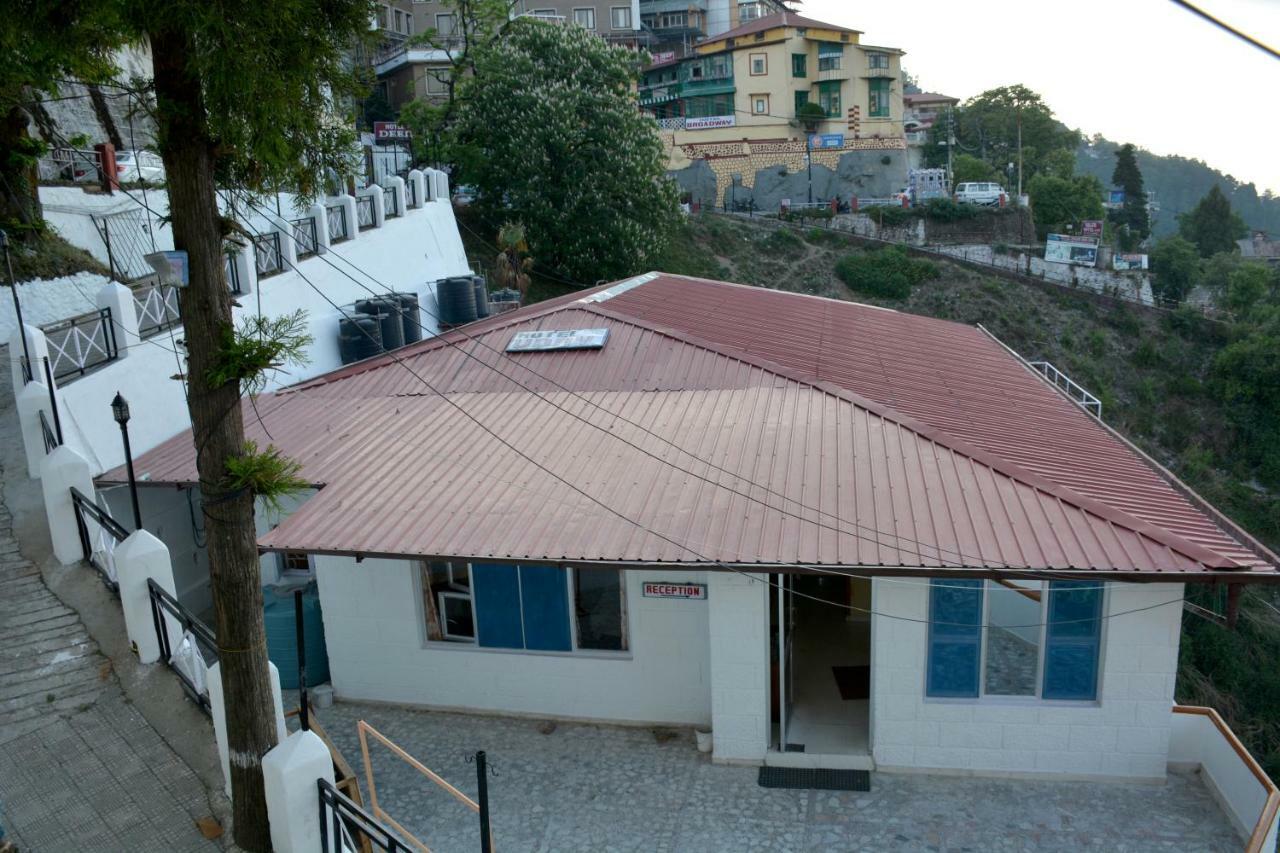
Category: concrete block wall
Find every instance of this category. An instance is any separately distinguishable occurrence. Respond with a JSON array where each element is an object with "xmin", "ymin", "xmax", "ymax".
[
  {"xmin": 871, "ymin": 578, "xmax": 1183, "ymax": 781},
  {"xmin": 708, "ymin": 571, "xmax": 769, "ymax": 763},
  {"xmin": 313, "ymin": 557, "xmax": 712, "ymax": 725}
]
